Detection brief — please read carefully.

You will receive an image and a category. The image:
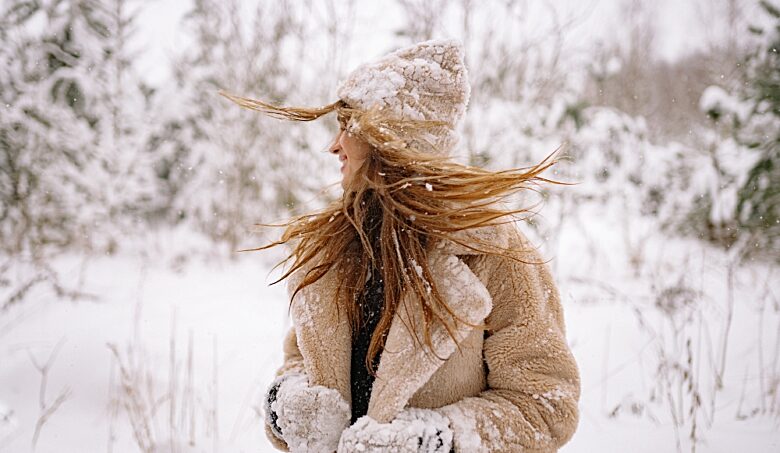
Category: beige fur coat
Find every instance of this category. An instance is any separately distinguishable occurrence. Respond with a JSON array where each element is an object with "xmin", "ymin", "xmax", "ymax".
[{"xmin": 264, "ymin": 221, "xmax": 580, "ymax": 452}]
